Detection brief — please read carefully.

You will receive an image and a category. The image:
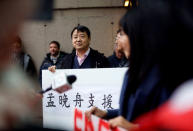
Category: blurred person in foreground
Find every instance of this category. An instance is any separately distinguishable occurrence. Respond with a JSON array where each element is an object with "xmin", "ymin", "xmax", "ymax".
[
  {"xmin": 108, "ymin": 29, "xmax": 129, "ymax": 68},
  {"xmin": 85, "ymin": 1, "xmax": 186, "ymax": 130},
  {"xmin": 0, "ymin": 0, "xmax": 43, "ymax": 129},
  {"xmin": 132, "ymin": 0, "xmax": 193, "ymax": 130}
]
